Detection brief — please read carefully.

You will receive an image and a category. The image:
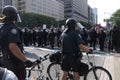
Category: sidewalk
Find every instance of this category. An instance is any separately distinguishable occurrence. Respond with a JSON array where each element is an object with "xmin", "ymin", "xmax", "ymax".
[{"xmin": 103, "ymin": 53, "xmax": 120, "ymax": 80}]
